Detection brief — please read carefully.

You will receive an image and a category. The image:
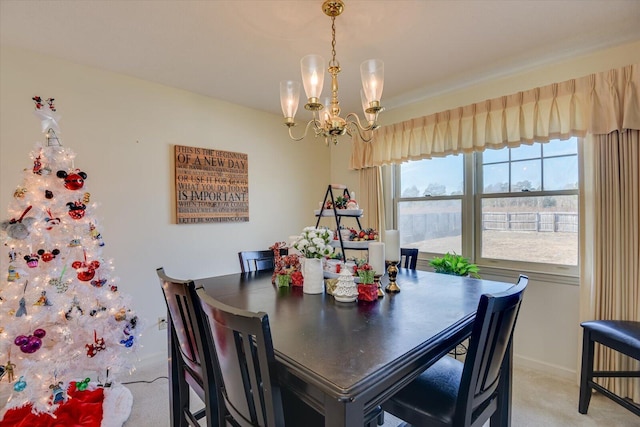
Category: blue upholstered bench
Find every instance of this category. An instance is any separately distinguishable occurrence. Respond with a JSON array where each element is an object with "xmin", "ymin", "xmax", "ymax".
[{"xmin": 579, "ymin": 320, "xmax": 640, "ymax": 417}]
